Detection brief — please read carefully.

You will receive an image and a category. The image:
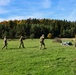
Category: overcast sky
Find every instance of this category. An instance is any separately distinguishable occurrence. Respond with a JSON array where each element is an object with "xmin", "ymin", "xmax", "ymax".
[{"xmin": 0, "ymin": 0, "xmax": 76, "ymax": 22}]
